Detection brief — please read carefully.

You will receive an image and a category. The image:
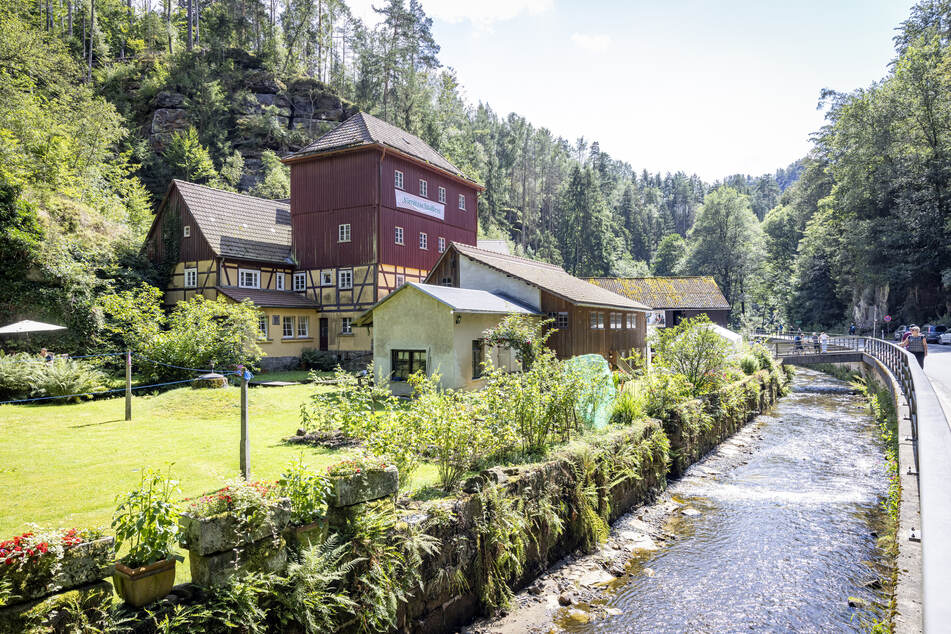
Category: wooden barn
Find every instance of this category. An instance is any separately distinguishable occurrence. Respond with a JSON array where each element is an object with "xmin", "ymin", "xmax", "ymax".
[
  {"xmin": 426, "ymin": 243, "xmax": 649, "ymax": 364},
  {"xmin": 586, "ymin": 277, "xmax": 731, "ymax": 328}
]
